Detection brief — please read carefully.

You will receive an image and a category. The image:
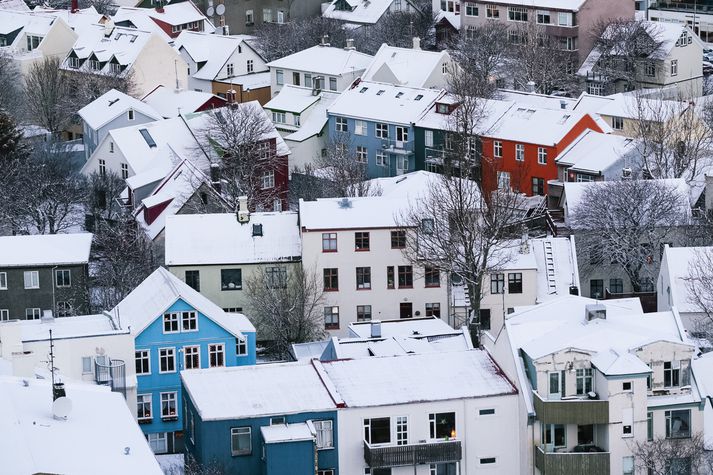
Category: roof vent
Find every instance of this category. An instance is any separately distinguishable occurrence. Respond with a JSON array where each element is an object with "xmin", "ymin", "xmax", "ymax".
[
  {"xmin": 560, "ymin": 100, "xmax": 567, "ymax": 110},
  {"xmin": 338, "ymin": 197, "xmax": 352, "ymax": 208},
  {"xmin": 252, "ymin": 223, "xmax": 263, "ymax": 236},
  {"xmin": 370, "ymin": 320, "xmax": 381, "ymax": 338},
  {"xmin": 585, "ymin": 304, "xmax": 606, "ymax": 322}
]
